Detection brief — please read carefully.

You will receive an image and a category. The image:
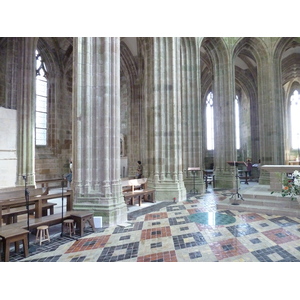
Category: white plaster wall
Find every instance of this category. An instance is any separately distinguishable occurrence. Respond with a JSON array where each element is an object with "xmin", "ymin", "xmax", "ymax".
[{"xmin": 0, "ymin": 107, "xmax": 17, "ymax": 188}]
